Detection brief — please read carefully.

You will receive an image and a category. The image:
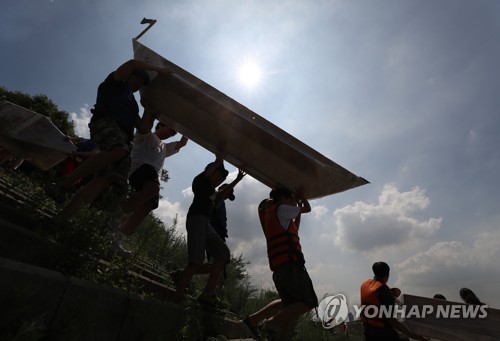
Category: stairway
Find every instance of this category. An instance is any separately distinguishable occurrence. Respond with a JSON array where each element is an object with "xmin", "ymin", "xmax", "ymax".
[{"xmin": 0, "ymin": 166, "xmax": 253, "ymax": 340}]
